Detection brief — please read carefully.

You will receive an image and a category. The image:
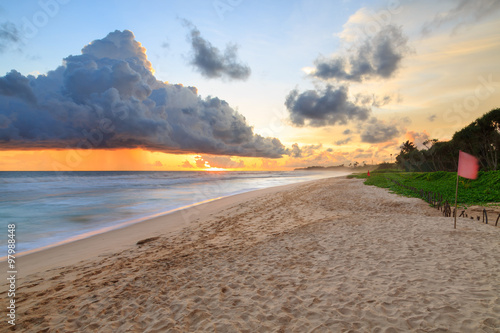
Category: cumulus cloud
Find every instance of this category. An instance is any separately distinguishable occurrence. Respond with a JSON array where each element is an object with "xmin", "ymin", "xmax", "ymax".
[
  {"xmin": 185, "ymin": 22, "xmax": 251, "ymax": 80},
  {"xmin": 360, "ymin": 118, "xmax": 402, "ymax": 143},
  {"xmin": 285, "ymin": 85, "xmax": 370, "ymax": 127},
  {"xmin": 181, "ymin": 160, "xmax": 194, "ymax": 168},
  {"xmin": 289, "ymin": 143, "xmax": 324, "ymax": 158},
  {"xmin": 422, "ymin": 0, "xmax": 500, "ymax": 35},
  {"xmin": 290, "ymin": 143, "xmax": 302, "ymax": 158},
  {"xmin": 312, "ymin": 25, "xmax": 411, "ymax": 82},
  {"xmin": 195, "ymin": 155, "xmax": 245, "ymax": 169},
  {"xmin": 0, "ymin": 30, "xmax": 286, "ymax": 158},
  {"xmin": 302, "ymin": 144, "xmax": 323, "ymax": 157},
  {"xmin": 285, "ymin": 11, "xmax": 410, "ymax": 130},
  {"xmin": 261, "ymin": 159, "xmax": 279, "ymax": 169},
  {"xmin": 0, "ymin": 70, "xmax": 36, "ymax": 103},
  {"xmin": 0, "ymin": 22, "xmax": 20, "ymax": 53}
]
